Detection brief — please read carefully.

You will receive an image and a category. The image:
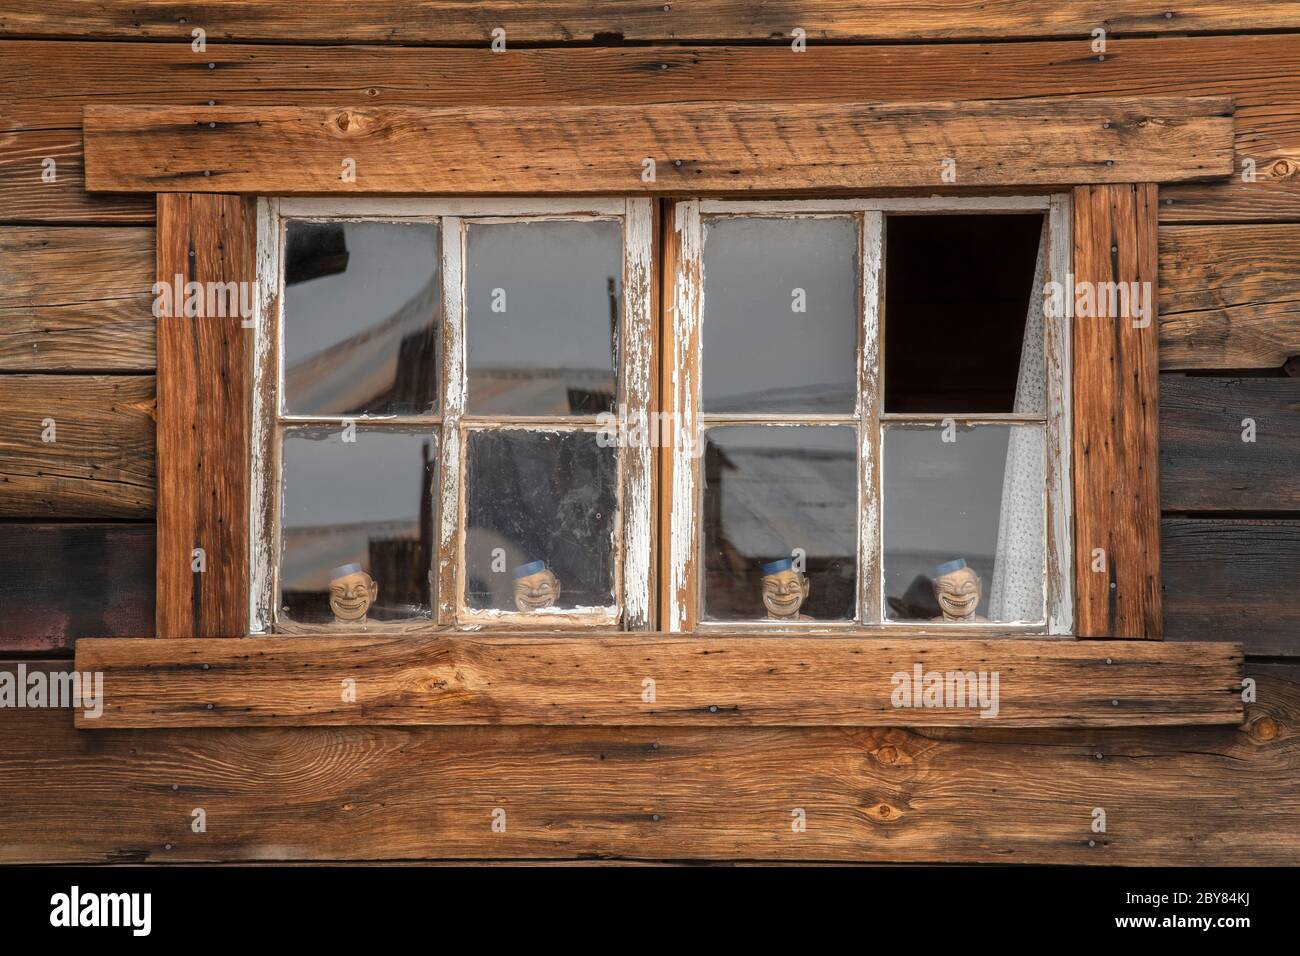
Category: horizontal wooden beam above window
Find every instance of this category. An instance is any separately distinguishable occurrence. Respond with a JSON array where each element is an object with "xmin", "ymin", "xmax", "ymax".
[
  {"xmin": 82, "ymin": 97, "xmax": 1234, "ymax": 195},
  {"xmin": 74, "ymin": 635, "xmax": 1243, "ymax": 730}
]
